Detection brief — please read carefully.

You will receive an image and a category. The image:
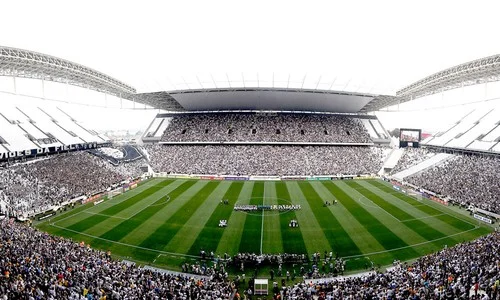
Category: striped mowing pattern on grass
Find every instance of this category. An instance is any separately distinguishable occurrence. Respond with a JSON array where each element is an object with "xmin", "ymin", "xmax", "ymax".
[
  {"xmin": 358, "ymin": 181, "xmax": 467, "ymax": 238},
  {"xmin": 187, "ymin": 181, "xmax": 245, "ymax": 256},
  {"xmin": 322, "ymin": 181, "xmax": 420, "ymax": 259},
  {"xmin": 88, "ymin": 180, "xmax": 198, "ymax": 258},
  {"xmin": 308, "ymin": 181, "xmax": 393, "ymax": 263},
  {"xmin": 38, "ymin": 178, "xmax": 492, "ymax": 272},
  {"xmin": 80, "ymin": 180, "xmax": 187, "ymax": 239},
  {"xmin": 345, "ymin": 181, "xmax": 461, "ymax": 251},
  {"xmin": 297, "ymin": 181, "xmax": 361, "ymax": 257},
  {"xmin": 238, "ymin": 182, "xmax": 264, "ymax": 254},
  {"xmin": 165, "ymin": 181, "xmax": 233, "ymax": 254},
  {"xmin": 275, "ymin": 182, "xmax": 307, "ymax": 255},
  {"xmin": 64, "ymin": 179, "xmax": 174, "ymax": 232},
  {"xmin": 261, "ymin": 181, "xmax": 284, "ymax": 254},
  {"xmin": 286, "ymin": 181, "xmax": 331, "ymax": 255},
  {"xmin": 216, "ymin": 181, "xmax": 255, "ymax": 255},
  {"xmin": 366, "ymin": 180, "xmax": 475, "ymax": 231},
  {"xmin": 138, "ymin": 181, "xmax": 220, "ymax": 252}
]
